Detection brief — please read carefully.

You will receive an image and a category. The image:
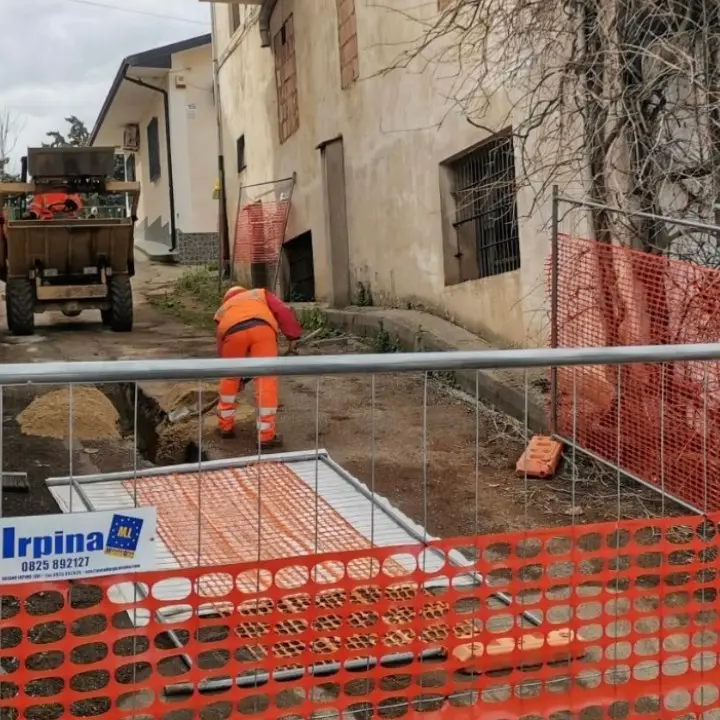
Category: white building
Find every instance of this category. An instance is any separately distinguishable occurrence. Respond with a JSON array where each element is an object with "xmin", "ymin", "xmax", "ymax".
[{"xmin": 90, "ymin": 35, "xmax": 219, "ymax": 265}]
